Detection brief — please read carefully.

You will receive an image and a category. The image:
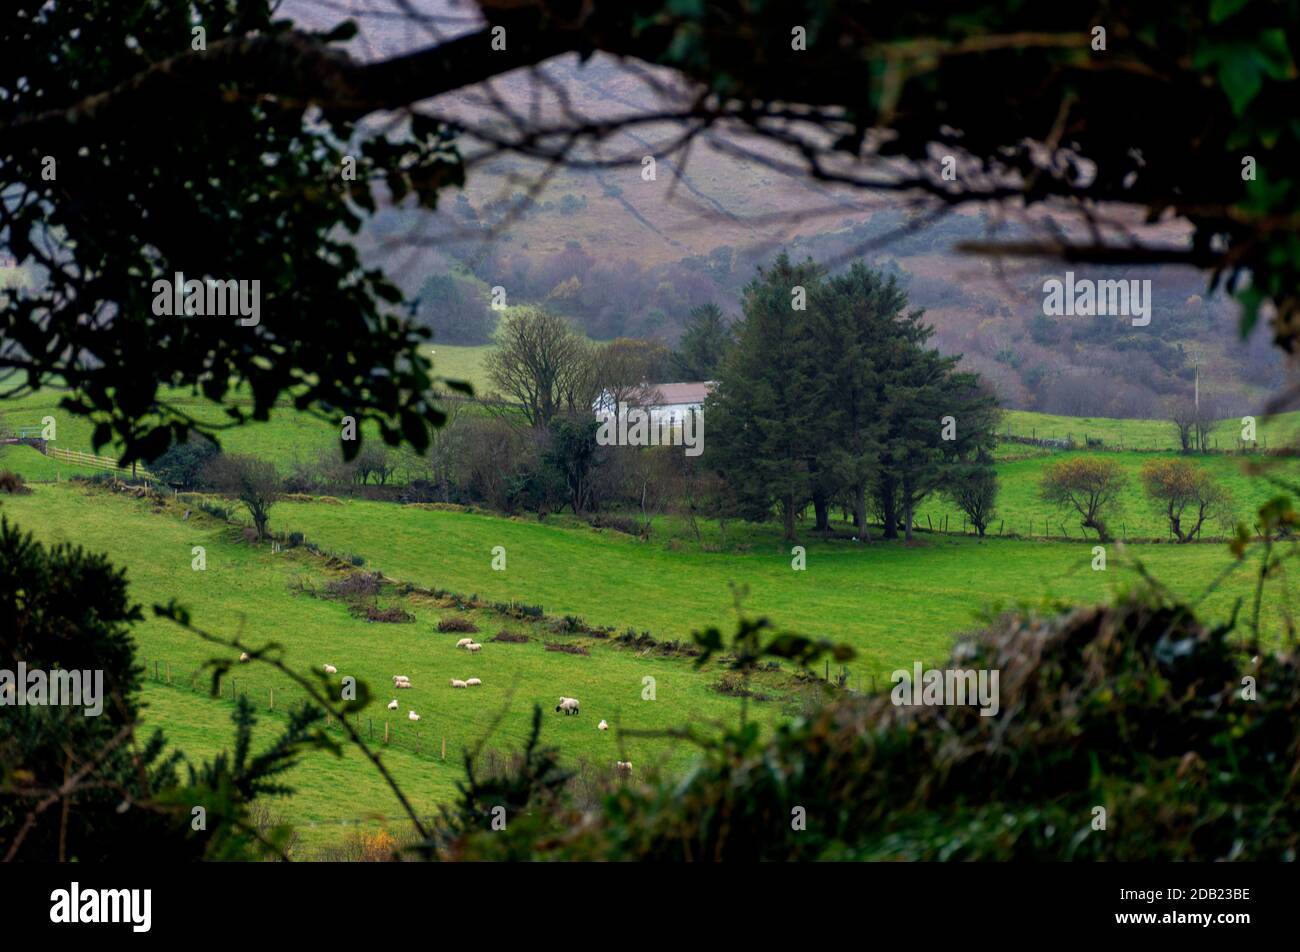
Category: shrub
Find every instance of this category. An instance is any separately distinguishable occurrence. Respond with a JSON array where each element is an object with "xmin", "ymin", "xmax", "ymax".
[
  {"xmin": 549, "ymin": 614, "xmax": 586, "ymax": 634},
  {"xmin": 491, "ymin": 630, "xmax": 529, "ymax": 644},
  {"xmin": 588, "ymin": 513, "xmax": 642, "ymax": 536},
  {"xmin": 199, "ymin": 500, "xmax": 233, "ymax": 521},
  {"xmin": 366, "ymin": 606, "xmax": 415, "ymax": 624},
  {"xmin": 1, "ymin": 518, "xmax": 320, "ymax": 860},
  {"xmin": 148, "ymin": 435, "xmax": 220, "ymax": 489},
  {"xmin": 0, "ymin": 470, "xmax": 30, "ymax": 494},
  {"xmin": 437, "ymin": 616, "xmax": 479, "ymax": 633},
  {"xmin": 324, "ymin": 573, "xmax": 383, "ymax": 599},
  {"xmin": 544, "ymin": 642, "xmax": 589, "ymax": 655}
]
